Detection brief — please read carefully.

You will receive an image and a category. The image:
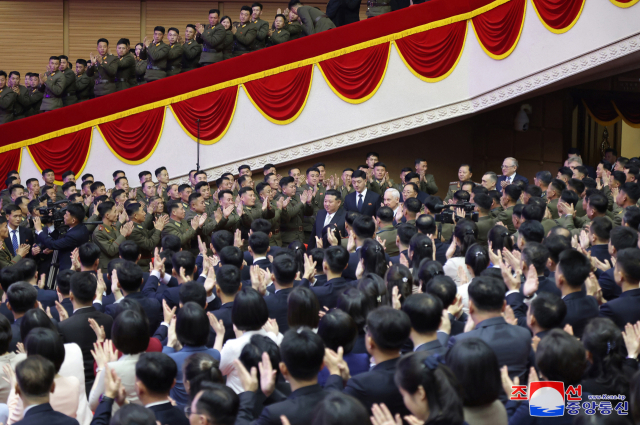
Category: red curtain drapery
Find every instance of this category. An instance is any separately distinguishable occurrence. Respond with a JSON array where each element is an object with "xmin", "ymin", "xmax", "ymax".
[
  {"xmin": 0, "ymin": 149, "xmax": 22, "ymax": 190},
  {"xmin": 26, "ymin": 128, "xmax": 92, "ymax": 183},
  {"xmin": 531, "ymin": 0, "xmax": 585, "ymax": 33},
  {"xmin": 169, "ymin": 86, "xmax": 239, "ymax": 144},
  {"xmin": 614, "ymin": 99, "xmax": 640, "ymax": 128},
  {"xmin": 395, "ymin": 21, "xmax": 467, "ymax": 82},
  {"xmin": 243, "ymin": 66, "xmax": 313, "ymax": 124},
  {"xmin": 96, "ymin": 107, "xmax": 165, "ymax": 165},
  {"xmin": 583, "ymin": 99, "xmax": 620, "ymax": 126},
  {"xmin": 317, "ymin": 43, "xmax": 390, "ymax": 104},
  {"xmin": 471, "ymin": 0, "xmax": 526, "ymax": 60}
]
